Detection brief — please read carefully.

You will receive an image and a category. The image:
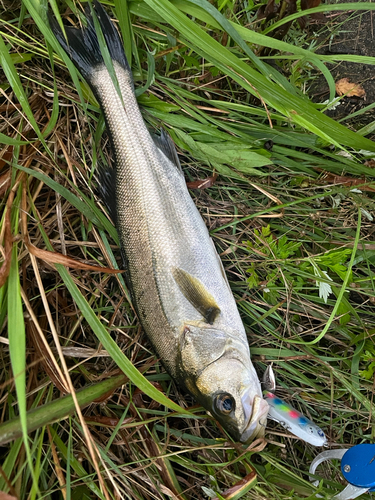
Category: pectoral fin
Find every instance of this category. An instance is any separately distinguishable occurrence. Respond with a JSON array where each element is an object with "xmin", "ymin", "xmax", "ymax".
[{"xmin": 172, "ymin": 268, "xmax": 220, "ymax": 324}]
